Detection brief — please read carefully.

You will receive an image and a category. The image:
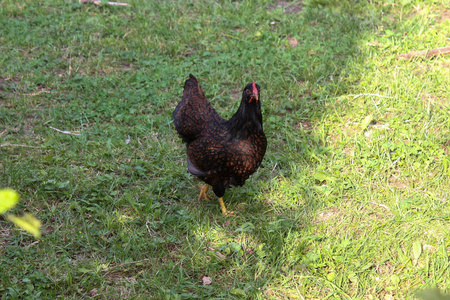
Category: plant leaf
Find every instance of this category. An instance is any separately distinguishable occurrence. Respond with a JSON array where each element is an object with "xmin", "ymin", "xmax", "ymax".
[
  {"xmin": 7, "ymin": 213, "xmax": 42, "ymax": 238},
  {"xmin": 230, "ymin": 288, "xmax": 246, "ymax": 297},
  {"xmin": 361, "ymin": 115, "xmax": 373, "ymax": 131},
  {"xmin": 327, "ymin": 272, "xmax": 336, "ymax": 281},
  {"xmin": 313, "ymin": 171, "xmax": 336, "ymax": 182},
  {"xmin": 0, "ymin": 189, "xmax": 19, "ymax": 214},
  {"xmin": 413, "ymin": 241, "xmax": 422, "ymax": 260}
]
